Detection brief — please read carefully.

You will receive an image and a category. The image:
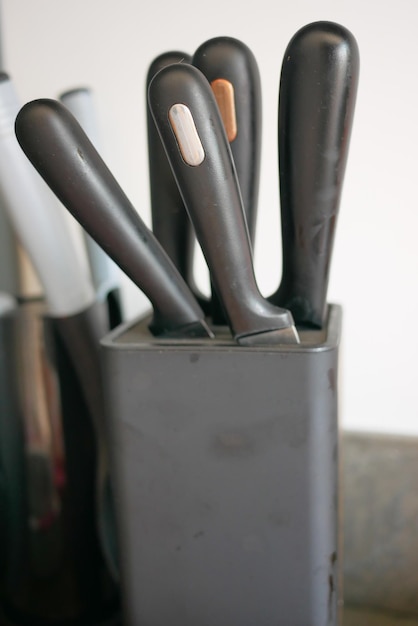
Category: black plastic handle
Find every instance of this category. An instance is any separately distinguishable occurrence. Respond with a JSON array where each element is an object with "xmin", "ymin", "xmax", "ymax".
[
  {"xmin": 193, "ymin": 37, "xmax": 262, "ymax": 325},
  {"xmin": 15, "ymin": 98, "xmax": 212, "ymax": 338},
  {"xmin": 147, "ymin": 52, "xmax": 193, "ymax": 279},
  {"xmin": 193, "ymin": 36, "xmax": 262, "ymax": 243},
  {"xmin": 270, "ymin": 21, "xmax": 359, "ymax": 328},
  {"xmin": 148, "ymin": 64, "xmax": 298, "ymax": 345},
  {"xmin": 146, "ymin": 52, "xmax": 210, "ymax": 315}
]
